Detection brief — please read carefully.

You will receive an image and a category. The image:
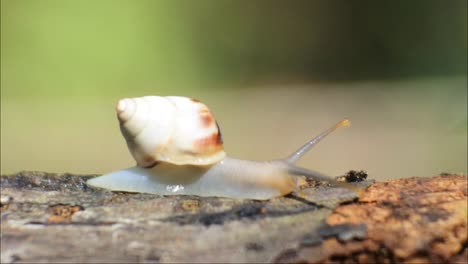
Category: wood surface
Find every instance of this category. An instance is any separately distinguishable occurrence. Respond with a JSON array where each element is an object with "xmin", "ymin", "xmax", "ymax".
[{"xmin": 1, "ymin": 172, "xmax": 466, "ymax": 263}]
